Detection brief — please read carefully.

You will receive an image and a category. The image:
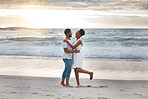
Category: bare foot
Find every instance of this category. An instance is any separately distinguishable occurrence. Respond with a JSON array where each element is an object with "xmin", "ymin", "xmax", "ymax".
[
  {"xmin": 75, "ymin": 85, "xmax": 80, "ymax": 88},
  {"xmin": 60, "ymin": 82, "xmax": 65, "ymax": 86},
  {"xmin": 90, "ymin": 72, "xmax": 93, "ymax": 80},
  {"xmin": 75, "ymin": 83, "xmax": 80, "ymax": 88},
  {"xmin": 65, "ymin": 84, "xmax": 73, "ymax": 87}
]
